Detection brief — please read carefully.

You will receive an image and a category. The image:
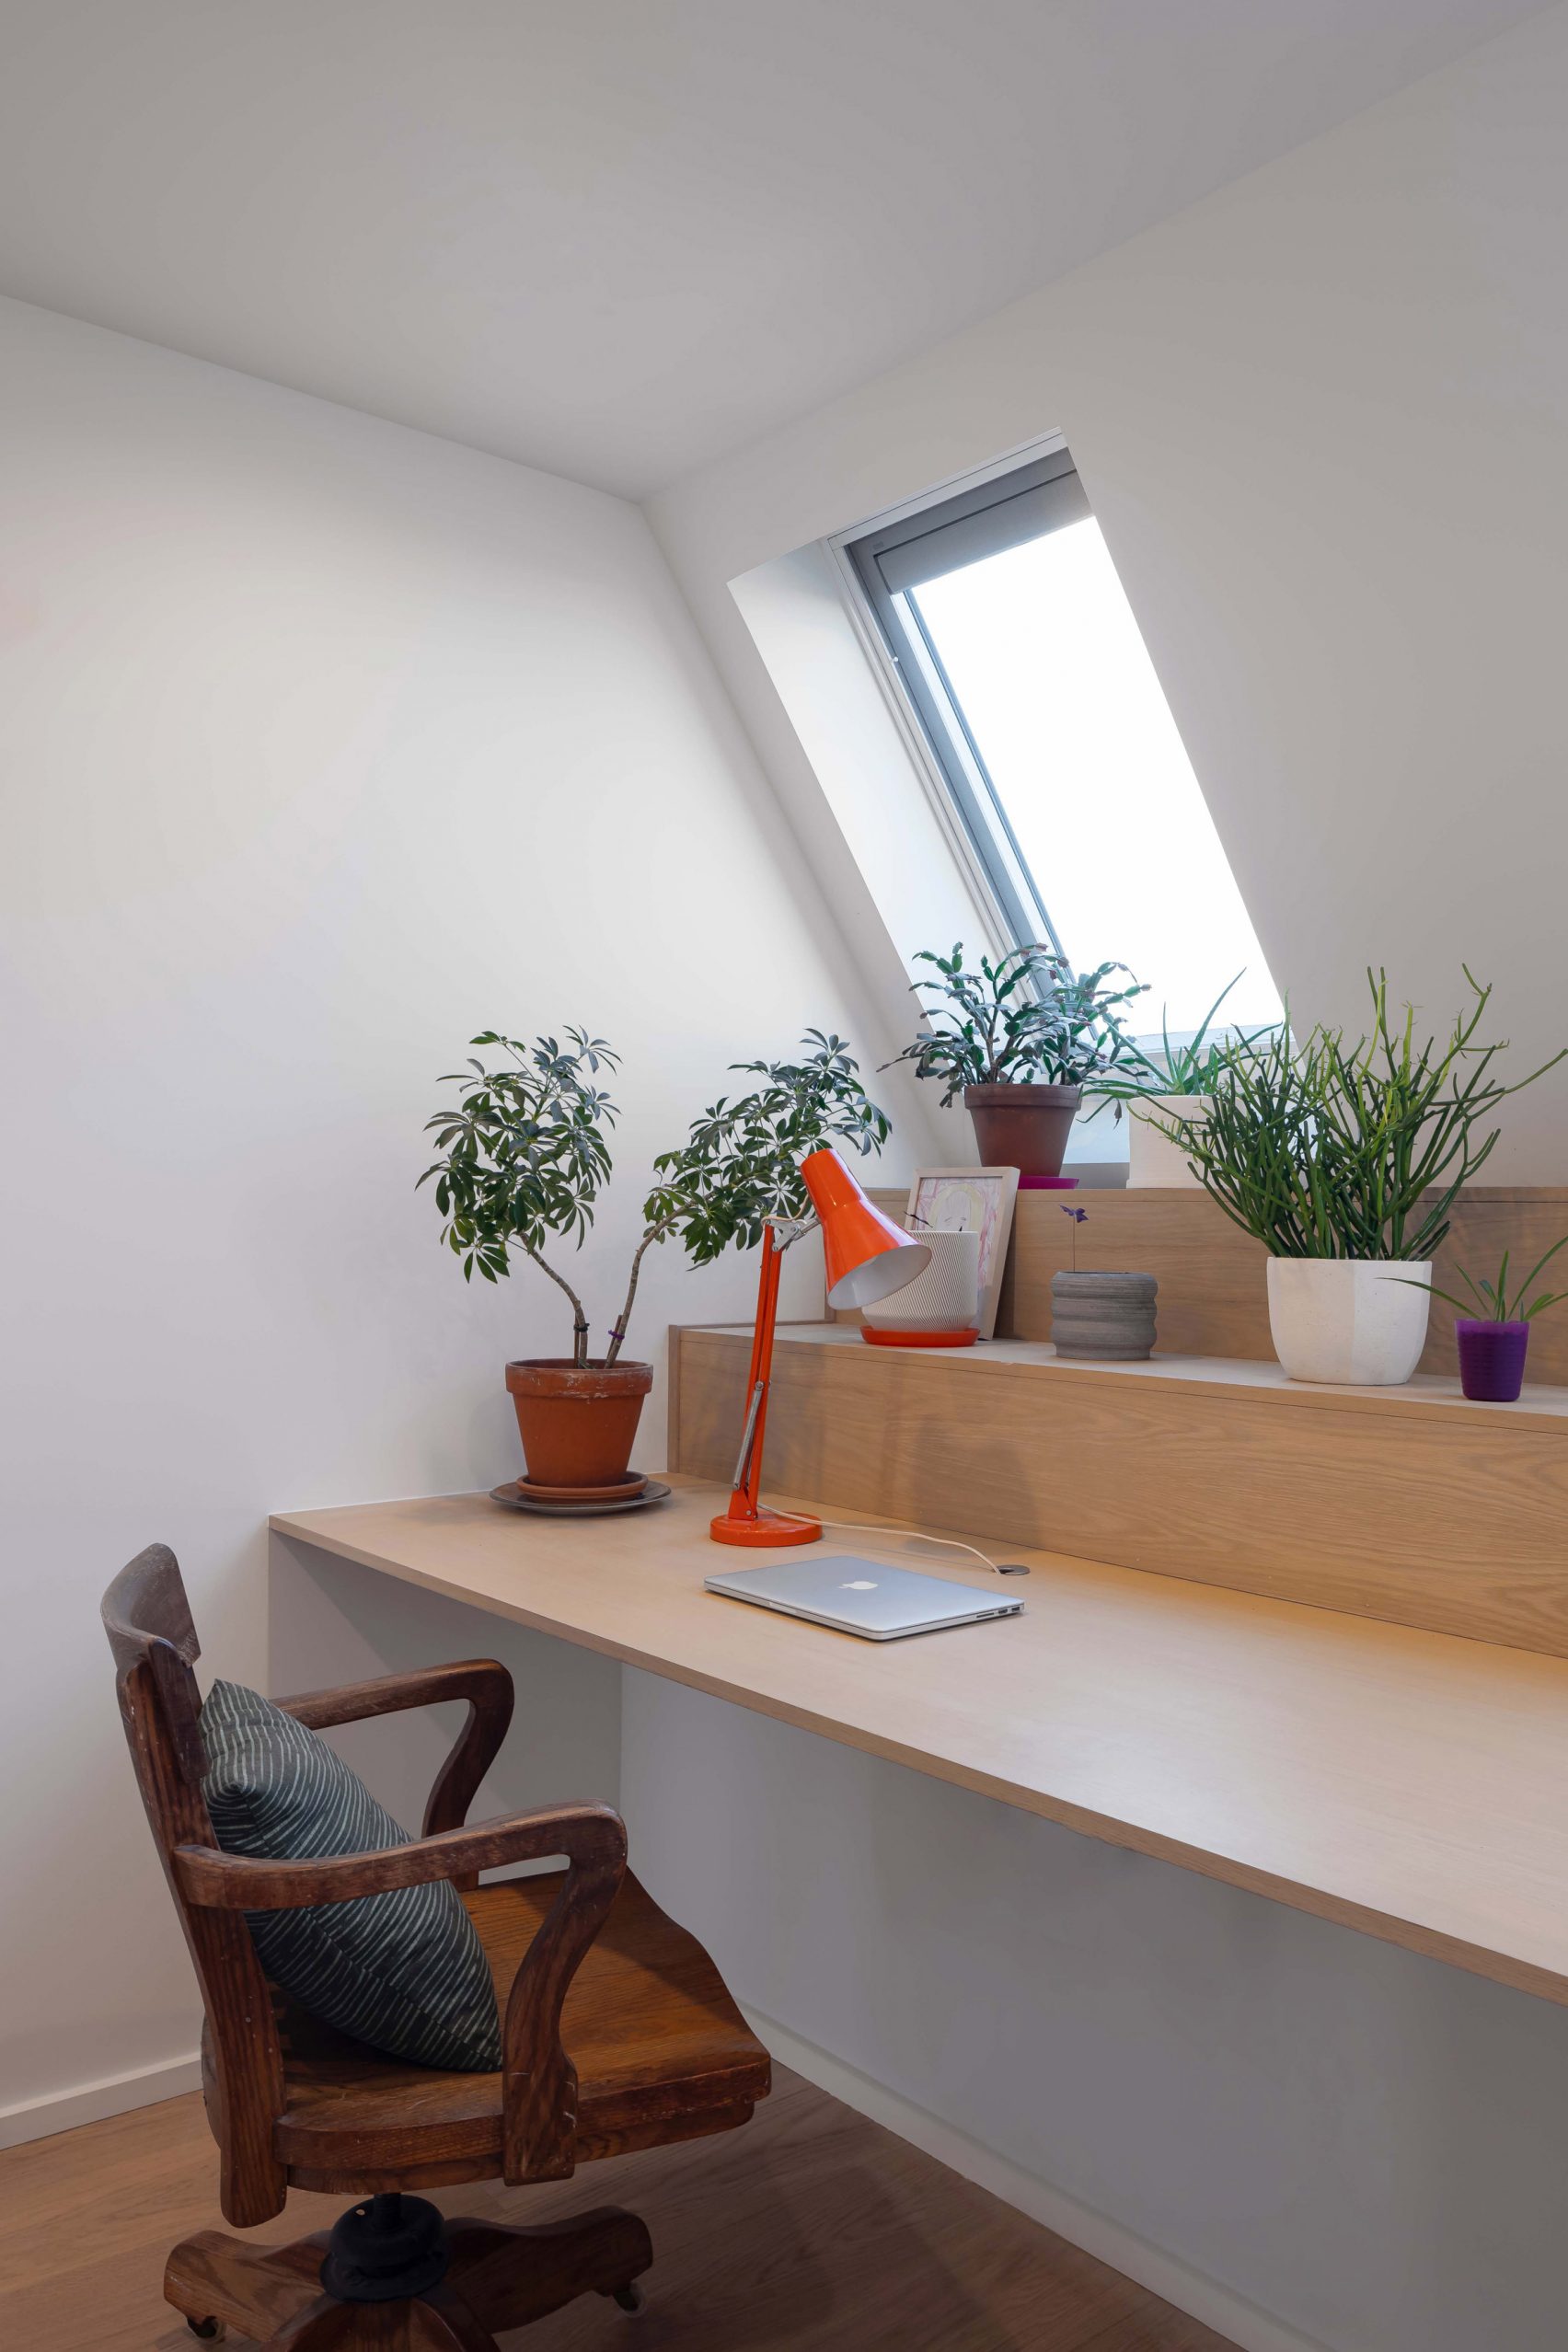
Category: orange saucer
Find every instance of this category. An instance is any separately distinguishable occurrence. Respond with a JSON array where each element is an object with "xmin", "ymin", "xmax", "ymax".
[{"xmin": 859, "ymin": 1327, "xmax": 979, "ymax": 1348}]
